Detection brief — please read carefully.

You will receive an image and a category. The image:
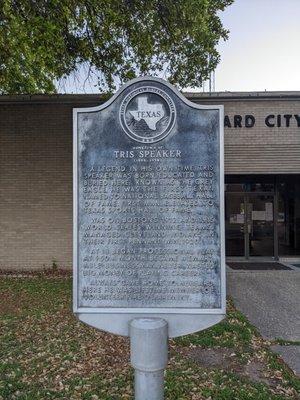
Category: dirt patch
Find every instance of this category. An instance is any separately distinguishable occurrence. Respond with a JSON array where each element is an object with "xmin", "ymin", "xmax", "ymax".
[
  {"xmin": 179, "ymin": 347, "xmax": 279, "ymax": 387},
  {"xmin": 242, "ymin": 361, "xmax": 272, "ymax": 385},
  {"xmin": 0, "ymin": 290, "xmax": 25, "ymax": 316},
  {"xmin": 180, "ymin": 347, "xmax": 239, "ymax": 369}
]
